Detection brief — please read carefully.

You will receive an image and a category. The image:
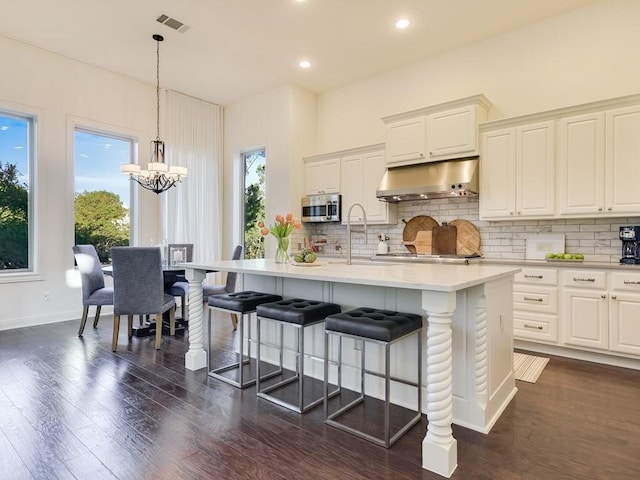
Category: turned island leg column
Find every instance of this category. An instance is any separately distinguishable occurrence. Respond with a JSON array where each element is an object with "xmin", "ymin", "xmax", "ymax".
[
  {"xmin": 184, "ymin": 267, "xmax": 207, "ymax": 371},
  {"xmin": 421, "ymin": 290, "xmax": 457, "ymax": 478}
]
